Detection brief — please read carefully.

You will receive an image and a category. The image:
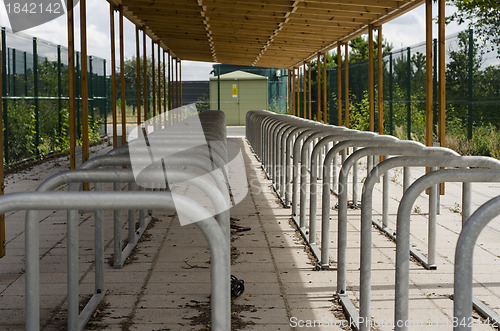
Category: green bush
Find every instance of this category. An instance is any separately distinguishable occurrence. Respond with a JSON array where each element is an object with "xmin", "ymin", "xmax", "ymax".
[{"xmin": 7, "ymin": 100, "xmax": 36, "ymax": 161}]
